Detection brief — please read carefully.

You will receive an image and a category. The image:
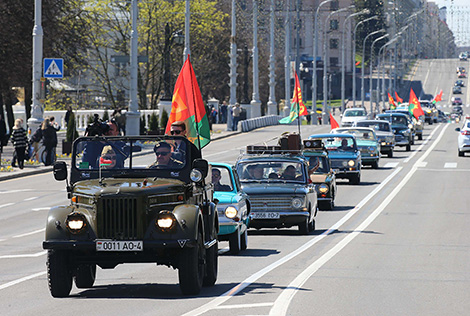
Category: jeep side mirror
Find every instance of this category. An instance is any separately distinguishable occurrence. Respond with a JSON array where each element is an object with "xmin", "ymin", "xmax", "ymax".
[
  {"xmin": 455, "ymin": 127, "xmax": 461, "ymax": 132},
  {"xmin": 53, "ymin": 161, "xmax": 68, "ymax": 181},
  {"xmin": 192, "ymin": 158, "xmax": 209, "ymax": 178}
]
